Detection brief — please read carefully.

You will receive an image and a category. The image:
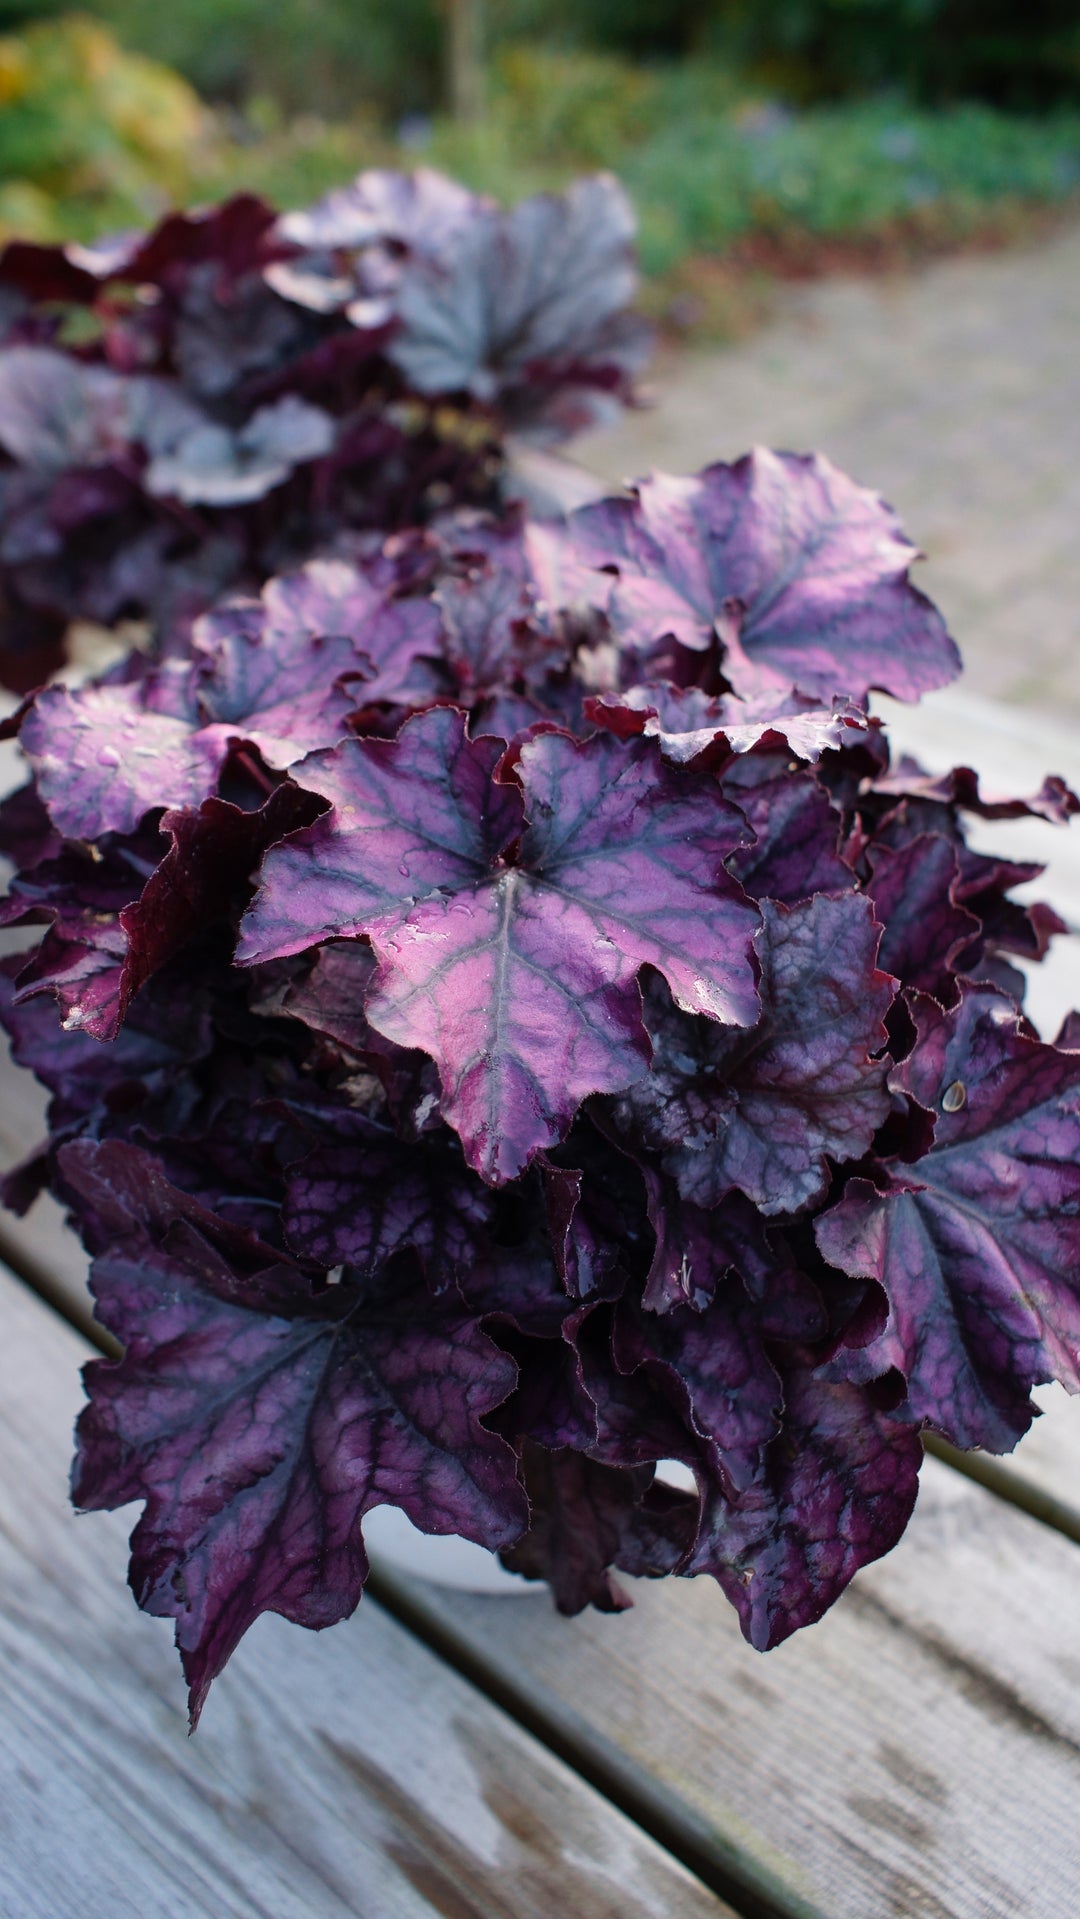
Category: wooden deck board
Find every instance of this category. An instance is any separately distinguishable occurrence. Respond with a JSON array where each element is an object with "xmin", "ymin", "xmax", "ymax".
[
  {"xmin": 382, "ymin": 1454, "xmax": 1080, "ymax": 1919},
  {"xmin": 0, "ymin": 1262, "xmax": 730, "ymax": 1919}
]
